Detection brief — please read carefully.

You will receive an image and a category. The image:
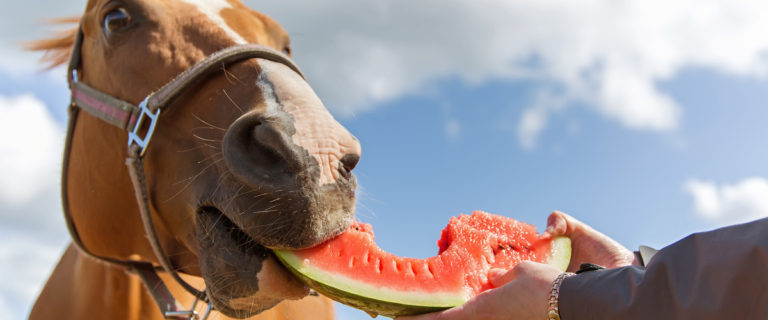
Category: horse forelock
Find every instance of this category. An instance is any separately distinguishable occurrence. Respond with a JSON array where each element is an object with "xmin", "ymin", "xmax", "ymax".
[
  {"xmin": 25, "ymin": 0, "xmax": 289, "ymax": 70},
  {"xmin": 26, "ymin": 18, "xmax": 79, "ymax": 69}
]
